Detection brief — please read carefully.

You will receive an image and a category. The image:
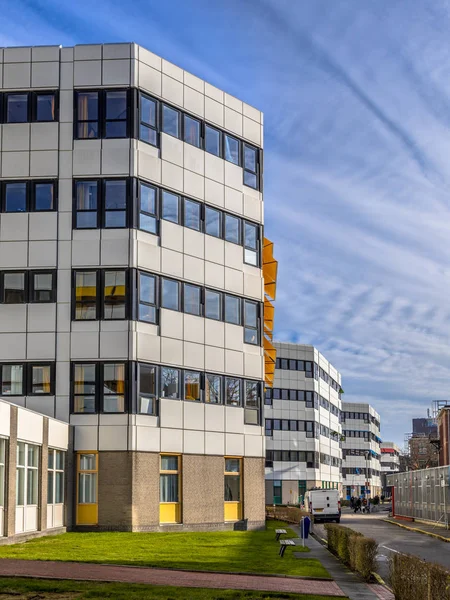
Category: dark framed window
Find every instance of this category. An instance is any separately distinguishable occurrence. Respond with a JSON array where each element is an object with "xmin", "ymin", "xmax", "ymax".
[
  {"xmin": 205, "ymin": 289, "xmax": 222, "ymax": 320},
  {"xmin": 224, "ymin": 214, "xmax": 241, "ymax": 244},
  {"xmin": 1, "ymin": 364, "xmax": 24, "ymax": 396},
  {"xmin": 33, "ymin": 181, "xmax": 56, "ymax": 211},
  {"xmin": 3, "ymin": 272, "xmax": 26, "ymax": 303},
  {"xmin": 225, "ymin": 377, "xmax": 241, "ymax": 407},
  {"xmin": 289, "ymin": 420, "xmax": 298, "ymax": 431},
  {"xmin": 105, "ymin": 90, "xmax": 128, "ymax": 138},
  {"xmin": 244, "ymin": 221, "xmax": 259, "ymax": 266},
  {"xmin": 138, "ymin": 272, "xmax": 157, "ymax": 323},
  {"xmin": 104, "ymin": 179, "xmax": 127, "ymax": 228},
  {"xmin": 74, "ymin": 180, "xmax": 98, "ymax": 228},
  {"xmin": 103, "ymin": 270, "xmax": 127, "ymax": 319},
  {"xmin": 74, "ymin": 271, "xmax": 98, "ymax": 320},
  {"xmin": 244, "ymin": 380, "xmax": 260, "ymax": 425},
  {"xmin": 184, "ymin": 198, "xmax": 201, "ymax": 231},
  {"xmin": 30, "ymin": 363, "xmax": 54, "ymax": 395},
  {"xmin": 224, "ymin": 294, "xmax": 241, "ymax": 325},
  {"xmin": 161, "ymin": 367, "xmax": 180, "ymax": 399},
  {"xmin": 205, "ymin": 373, "xmax": 221, "ymax": 404},
  {"xmin": 184, "ymin": 370, "xmax": 201, "ymax": 401},
  {"xmin": 6, "ymin": 93, "xmax": 28, "ymax": 123},
  {"xmin": 102, "ymin": 363, "xmax": 126, "ymax": 413},
  {"xmin": 289, "ymin": 389, "xmax": 297, "ymax": 400},
  {"xmin": 75, "ymin": 89, "xmax": 129, "ymax": 139},
  {"xmin": 139, "ymin": 182, "xmax": 158, "ymax": 234},
  {"xmin": 139, "ymin": 93, "xmax": 158, "ymax": 146},
  {"xmin": 265, "ymin": 419, "xmax": 272, "ymax": 436},
  {"xmin": 184, "ymin": 114, "xmax": 201, "ymax": 147},
  {"xmin": 243, "ymin": 144, "xmax": 258, "ymax": 189},
  {"xmin": 30, "ymin": 271, "xmax": 56, "ymax": 303},
  {"xmin": 138, "ymin": 363, "xmax": 157, "ymax": 415},
  {"xmin": 272, "ymin": 388, "xmax": 281, "ymax": 400},
  {"xmin": 224, "ymin": 133, "xmax": 240, "ymax": 165},
  {"xmin": 281, "ymin": 389, "xmax": 289, "ymax": 400},
  {"xmin": 34, "ymin": 92, "xmax": 57, "ymax": 122},
  {"xmin": 281, "ymin": 359, "xmax": 288, "ymax": 370},
  {"xmin": 161, "ymin": 278, "xmax": 180, "ymax": 311},
  {"xmin": 264, "ymin": 388, "xmax": 272, "ymax": 406},
  {"xmin": 4, "ymin": 181, "xmax": 27, "ymax": 213},
  {"xmin": 161, "ymin": 190, "xmax": 180, "ymax": 224},
  {"xmin": 244, "ymin": 300, "xmax": 259, "ymax": 345},
  {"xmin": 162, "ymin": 104, "xmax": 180, "ymax": 138},
  {"xmin": 205, "ymin": 206, "xmax": 221, "ymax": 238},
  {"xmin": 205, "ymin": 125, "xmax": 221, "ymax": 157},
  {"xmin": 73, "ymin": 363, "xmax": 97, "ymax": 413},
  {"xmin": 183, "ymin": 283, "xmax": 201, "ymax": 316},
  {"xmin": 75, "ymin": 91, "xmax": 99, "ymax": 139}
]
